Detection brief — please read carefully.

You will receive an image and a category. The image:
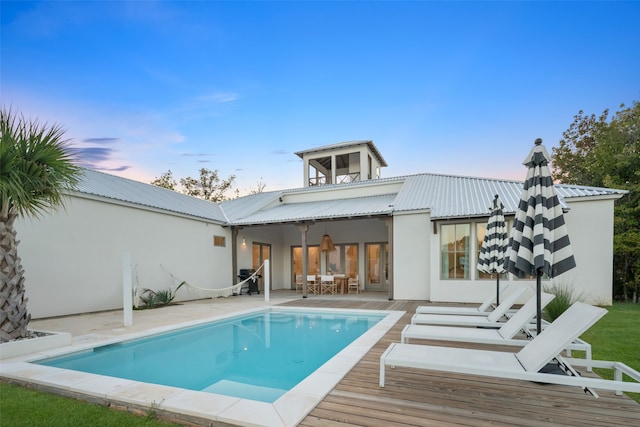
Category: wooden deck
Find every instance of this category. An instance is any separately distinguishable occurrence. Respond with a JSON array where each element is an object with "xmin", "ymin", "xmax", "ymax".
[{"xmin": 279, "ymin": 298, "xmax": 640, "ymax": 427}]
